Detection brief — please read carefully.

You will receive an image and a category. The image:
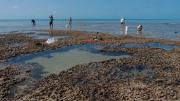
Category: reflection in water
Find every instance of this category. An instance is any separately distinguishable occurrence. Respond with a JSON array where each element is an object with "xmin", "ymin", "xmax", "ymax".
[{"xmin": 24, "ymin": 31, "xmax": 71, "ymax": 40}]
